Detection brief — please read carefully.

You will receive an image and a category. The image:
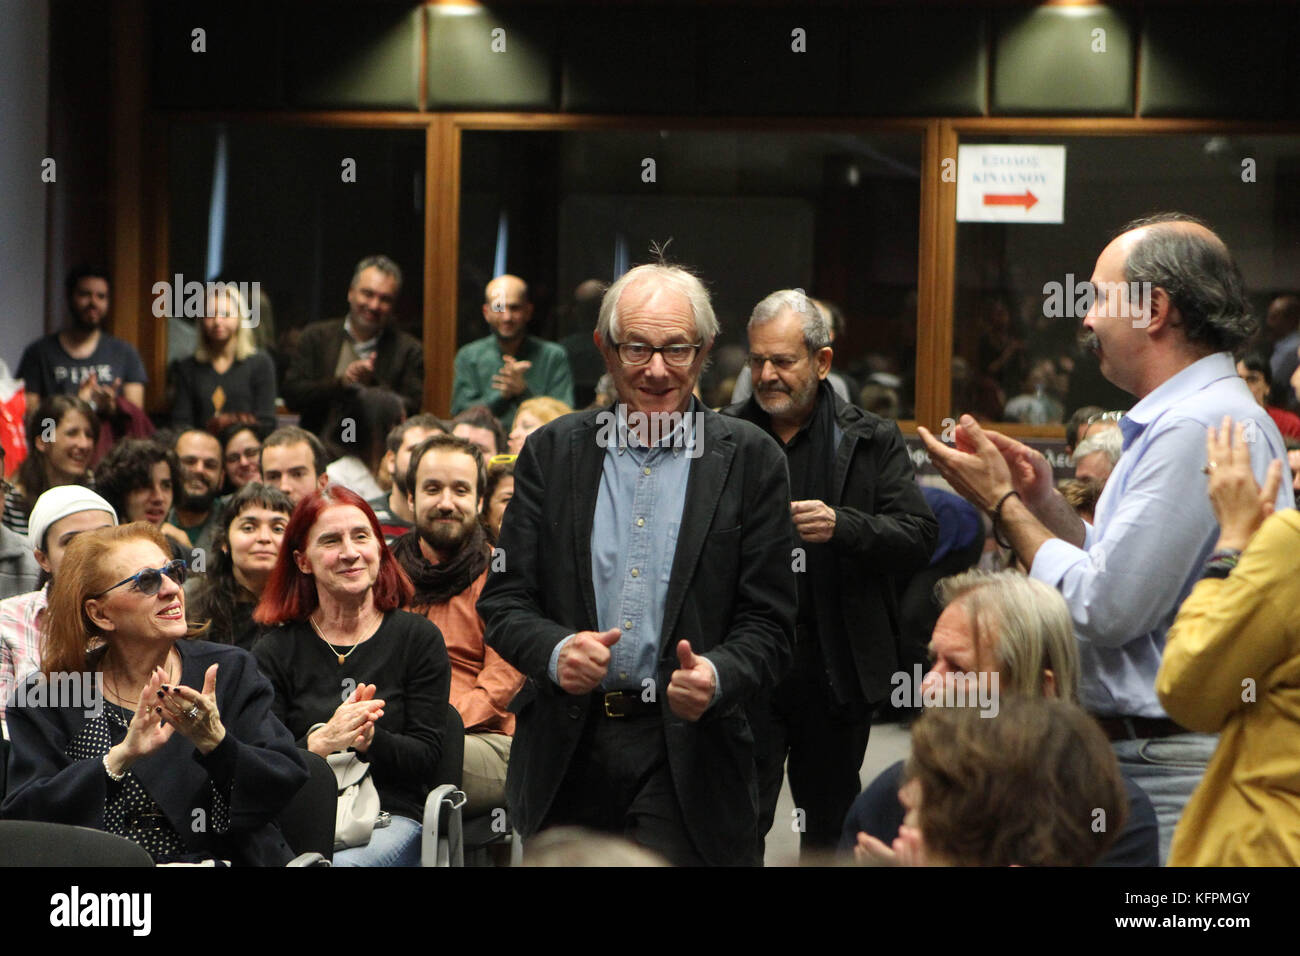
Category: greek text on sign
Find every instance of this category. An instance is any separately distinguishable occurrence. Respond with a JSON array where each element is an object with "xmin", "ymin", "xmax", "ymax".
[{"xmin": 956, "ymin": 145, "xmax": 1066, "ymax": 224}]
